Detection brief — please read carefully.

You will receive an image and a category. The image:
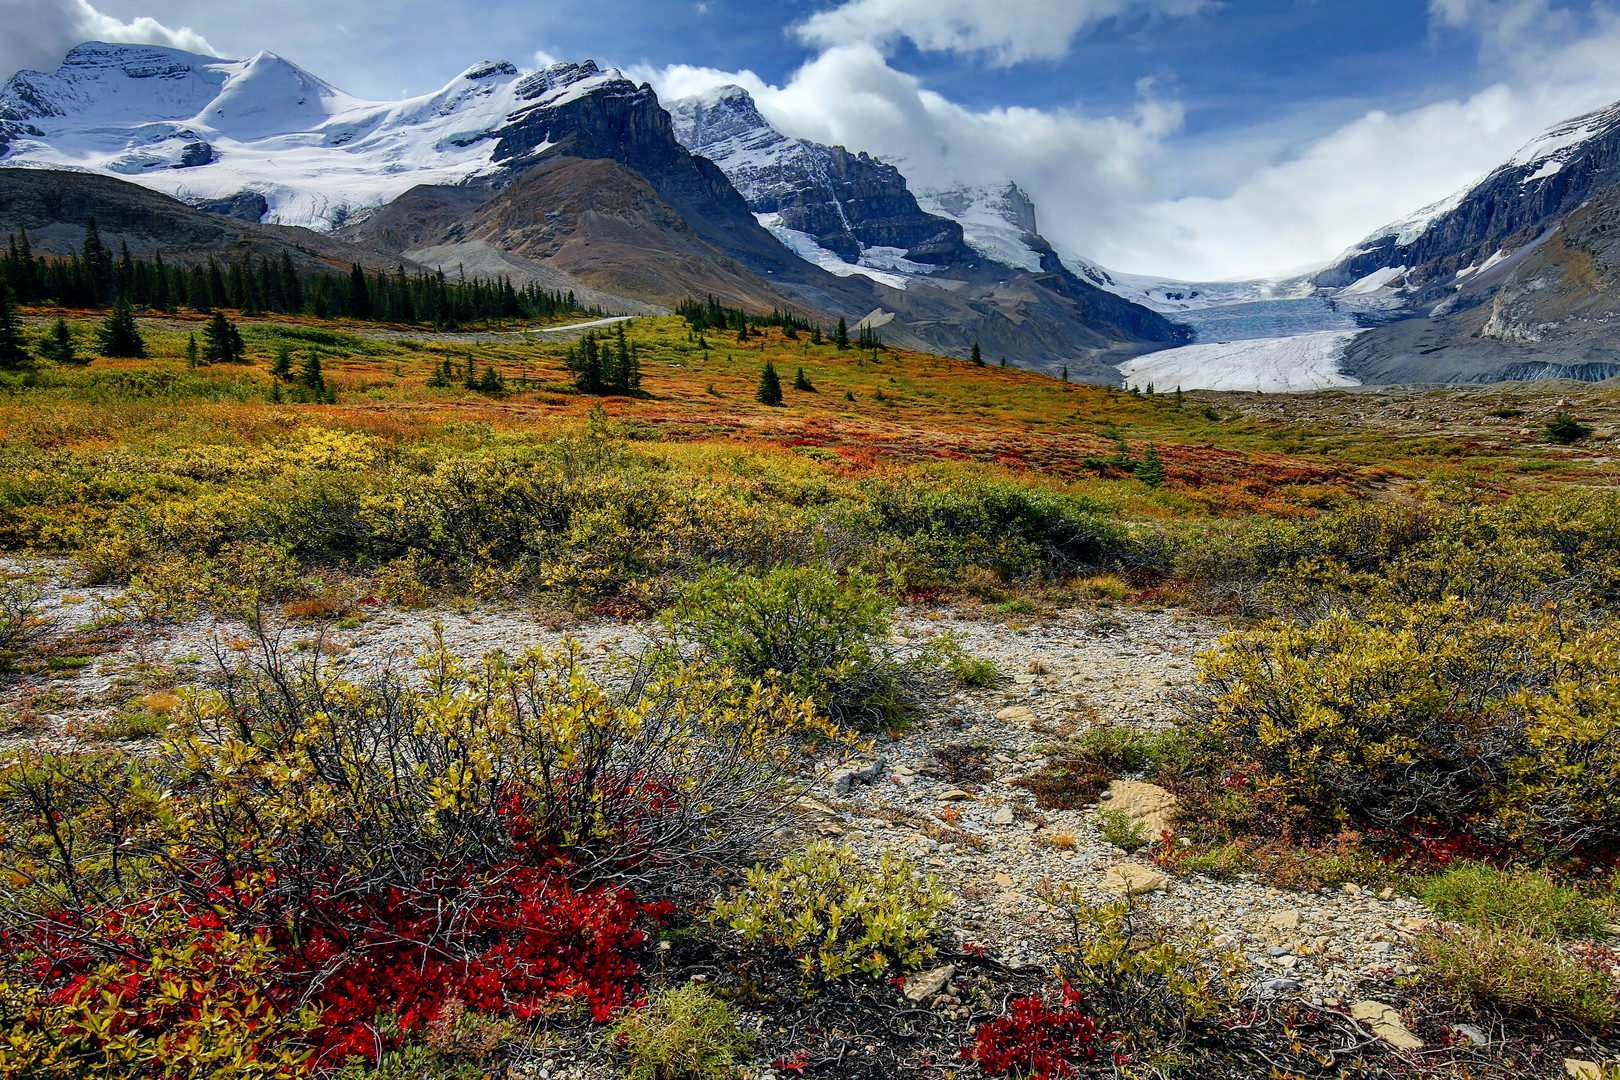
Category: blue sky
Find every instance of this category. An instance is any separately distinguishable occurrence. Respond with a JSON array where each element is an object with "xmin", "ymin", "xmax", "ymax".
[{"xmin": 8, "ymin": 0, "xmax": 1620, "ymax": 278}]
